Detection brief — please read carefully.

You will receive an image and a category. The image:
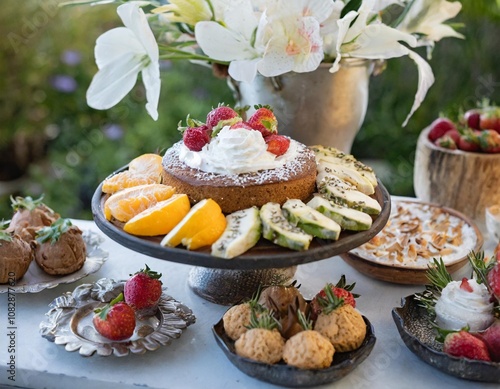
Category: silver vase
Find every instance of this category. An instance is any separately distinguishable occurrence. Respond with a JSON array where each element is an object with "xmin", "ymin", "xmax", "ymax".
[{"xmin": 229, "ymin": 59, "xmax": 374, "ymax": 152}]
